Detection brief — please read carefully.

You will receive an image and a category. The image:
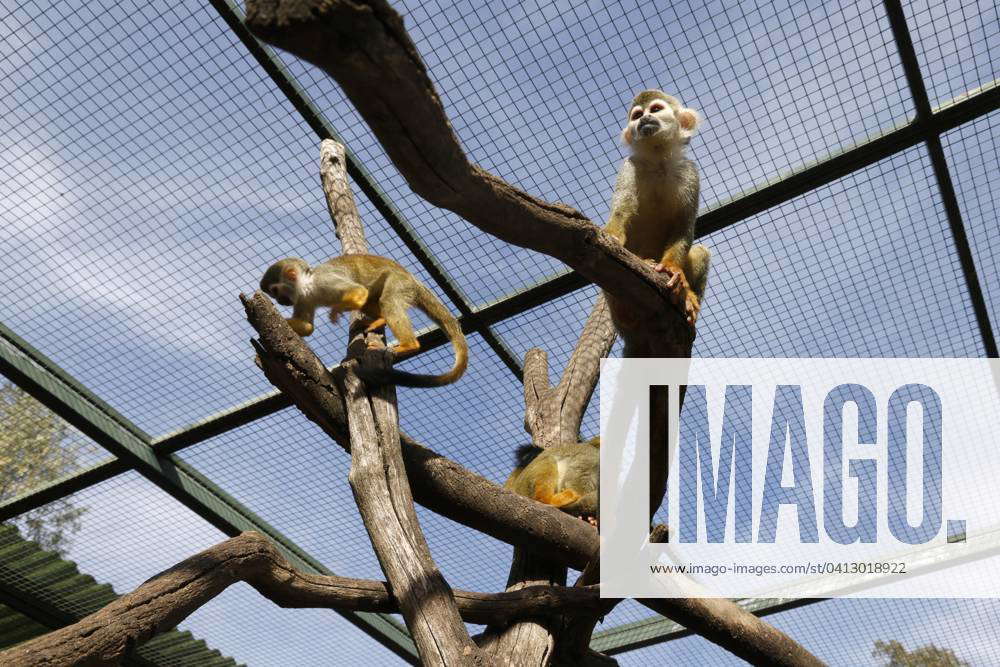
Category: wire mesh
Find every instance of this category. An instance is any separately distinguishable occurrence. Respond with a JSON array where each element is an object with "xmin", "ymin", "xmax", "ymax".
[
  {"xmin": 692, "ymin": 143, "xmax": 984, "ymax": 358},
  {"xmin": 0, "ymin": 371, "xmax": 112, "ymax": 513},
  {"xmin": 942, "ymin": 109, "xmax": 1000, "ymax": 346},
  {"xmin": 0, "ymin": 0, "xmax": 446, "ymax": 438},
  {"xmin": 1, "ymin": 0, "xmax": 999, "ymax": 663},
  {"xmin": 904, "ymin": 0, "xmax": 999, "ymax": 107}
]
